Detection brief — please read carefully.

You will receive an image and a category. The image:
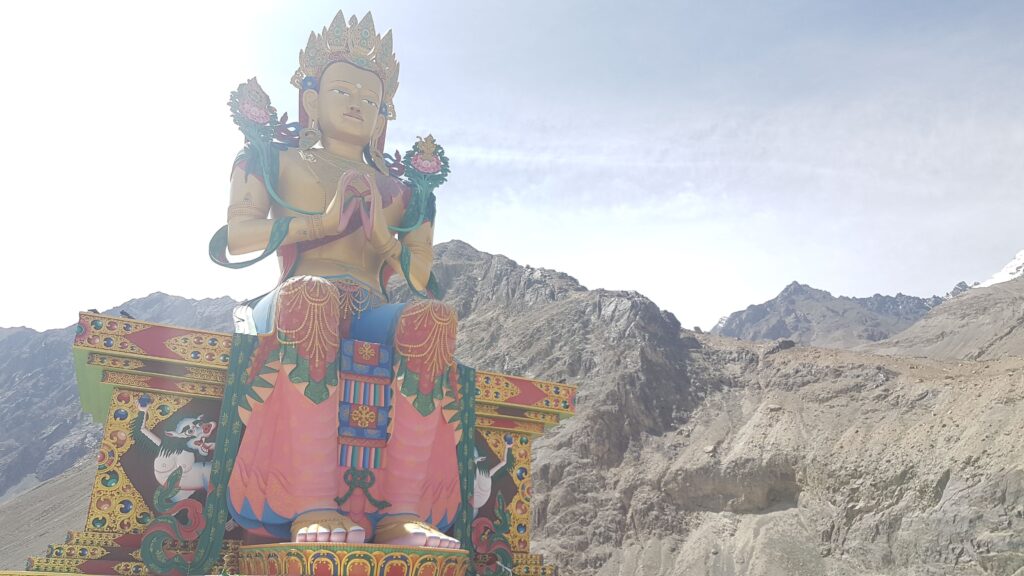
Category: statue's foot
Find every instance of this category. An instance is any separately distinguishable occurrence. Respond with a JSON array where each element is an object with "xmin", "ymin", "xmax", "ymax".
[
  {"xmin": 374, "ymin": 515, "xmax": 459, "ymax": 549},
  {"xmin": 291, "ymin": 510, "xmax": 366, "ymax": 544}
]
